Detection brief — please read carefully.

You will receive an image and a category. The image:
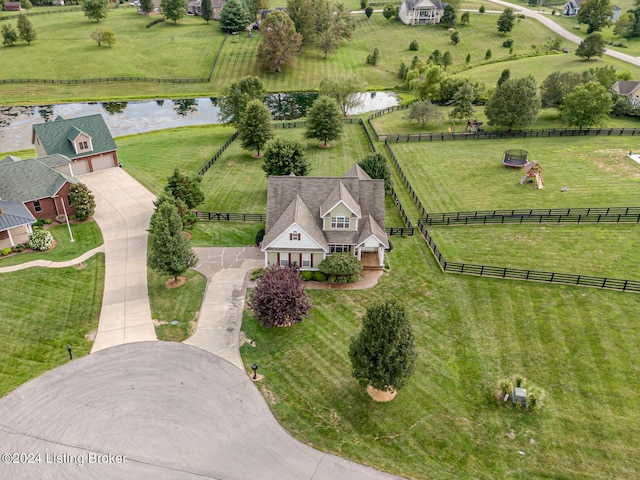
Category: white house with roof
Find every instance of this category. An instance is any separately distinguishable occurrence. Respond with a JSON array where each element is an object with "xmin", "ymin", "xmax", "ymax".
[{"xmin": 398, "ymin": 0, "xmax": 445, "ymax": 25}]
